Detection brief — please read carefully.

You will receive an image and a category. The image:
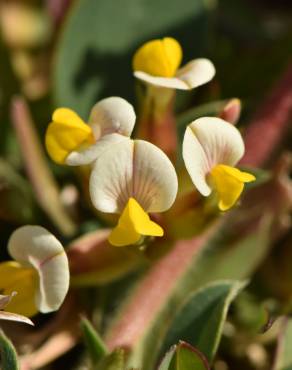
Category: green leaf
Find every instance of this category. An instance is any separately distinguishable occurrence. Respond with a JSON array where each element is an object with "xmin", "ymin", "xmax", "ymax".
[
  {"xmin": 0, "ymin": 158, "xmax": 35, "ymax": 223},
  {"xmin": 273, "ymin": 318, "xmax": 292, "ymax": 370},
  {"xmin": 0, "ymin": 330, "xmax": 19, "ymax": 370},
  {"xmin": 233, "ymin": 292, "xmax": 271, "ymax": 334},
  {"xmin": 160, "ymin": 280, "xmax": 246, "ymax": 362},
  {"xmin": 108, "ymin": 215, "xmax": 271, "ymax": 370},
  {"xmin": 95, "ymin": 349, "xmax": 125, "ymax": 370},
  {"xmin": 80, "ymin": 317, "xmax": 108, "ymax": 365},
  {"xmin": 159, "ymin": 342, "xmax": 209, "ymax": 370},
  {"xmin": 158, "ymin": 346, "xmax": 176, "ymax": 370},
  {"xmin": 54, "ymin": 0, "xmax": 213, "ymax": 117}
]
